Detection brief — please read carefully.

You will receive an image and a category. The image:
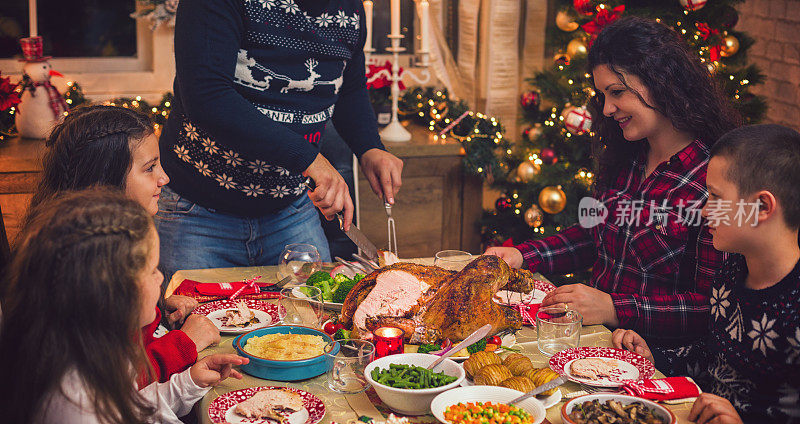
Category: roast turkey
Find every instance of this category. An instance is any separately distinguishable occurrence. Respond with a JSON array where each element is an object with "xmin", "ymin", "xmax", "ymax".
[{"xmin": 339, "ymin": 255, "xmax": 537, "ymax": 343}]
